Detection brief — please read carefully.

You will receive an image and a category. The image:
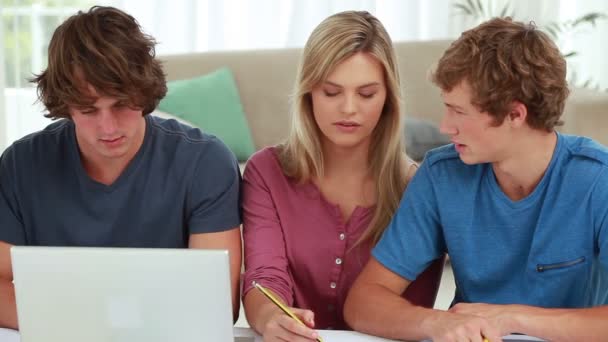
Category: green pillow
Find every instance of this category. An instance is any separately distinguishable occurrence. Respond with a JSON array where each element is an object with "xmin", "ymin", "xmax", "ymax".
[{"xmin": 158, "ymin": 67, "xmax": 255, "ymax": 161}]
